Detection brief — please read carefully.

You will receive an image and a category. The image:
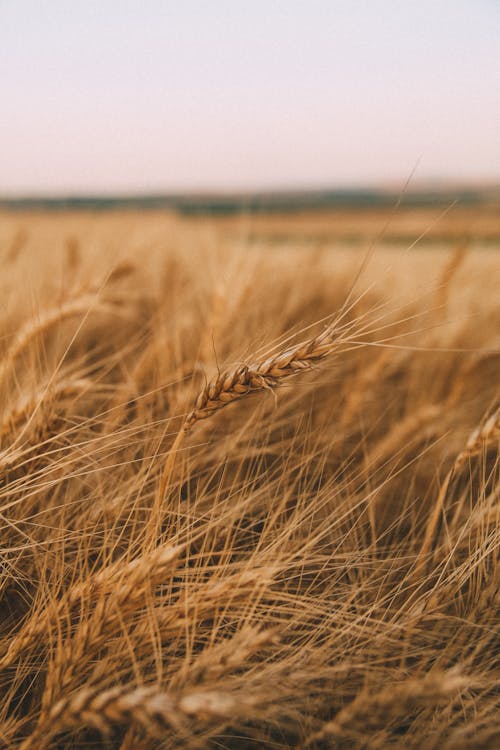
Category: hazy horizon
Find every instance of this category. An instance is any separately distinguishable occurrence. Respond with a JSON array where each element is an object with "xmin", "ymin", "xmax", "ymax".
[
  {"xmin": 3, "ymin": 180, "xmax": 500, "ymax": 202},
  {"xmin": 2, "ymin": 1, "xmax": 500, "ymax": 194}
]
